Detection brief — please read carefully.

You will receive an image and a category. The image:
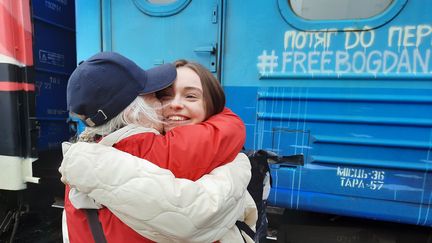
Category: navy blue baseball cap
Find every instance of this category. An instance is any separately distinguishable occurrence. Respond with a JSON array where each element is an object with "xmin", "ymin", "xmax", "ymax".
[{"xmin": 66, "ymin": 52, "xmax": 176, "ymax": 127}]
